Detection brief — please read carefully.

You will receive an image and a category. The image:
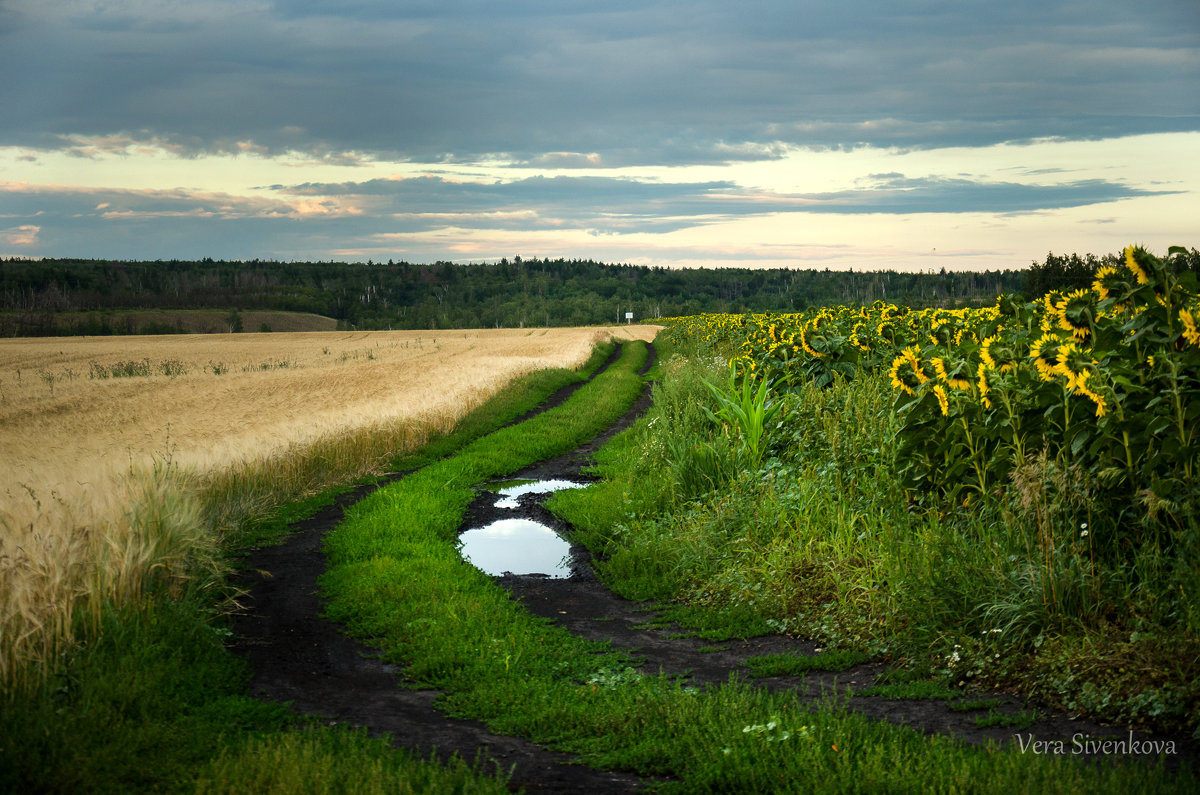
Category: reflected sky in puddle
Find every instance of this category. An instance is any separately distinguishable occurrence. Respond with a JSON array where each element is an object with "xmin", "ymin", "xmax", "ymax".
[
  {"xmin": 493, "ymin": 479, "xmax": 587, "ymax": 509},
  {"xmin": 458, "ymin": 518, "xmax": 573, "ymax": 578}
]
